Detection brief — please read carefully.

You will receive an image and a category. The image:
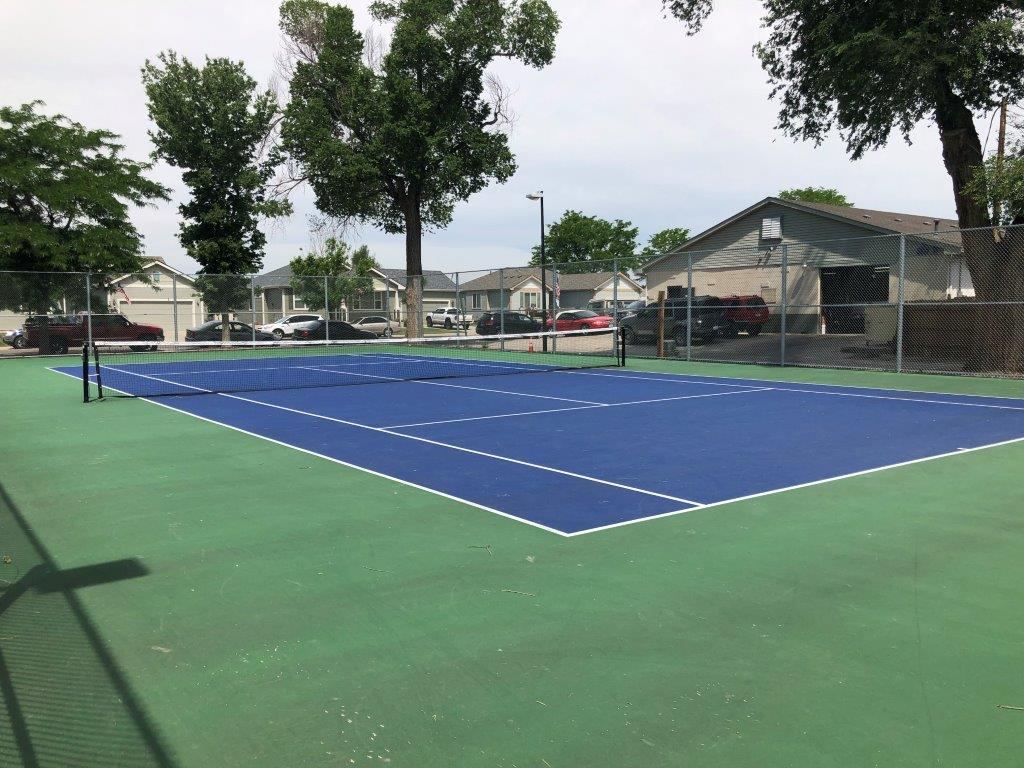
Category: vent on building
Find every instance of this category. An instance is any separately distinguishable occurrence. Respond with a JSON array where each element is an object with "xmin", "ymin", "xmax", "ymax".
[{"xmin": 760, "ymin": 216, "xmax": 782, "ymax": 240}]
